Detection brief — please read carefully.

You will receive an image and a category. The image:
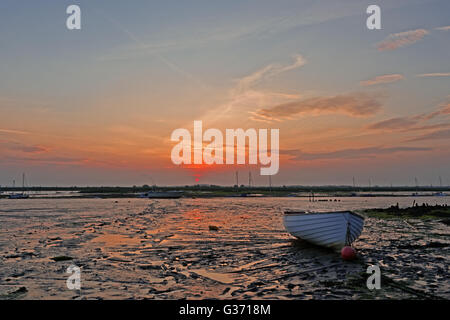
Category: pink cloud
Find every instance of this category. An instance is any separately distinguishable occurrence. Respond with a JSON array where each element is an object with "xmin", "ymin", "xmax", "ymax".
[
  {"xmin": 251, "ymin": 93, "xmax": 382, "ymax": 122},
  {"xmin": 435, "ymin": 26, "xmax": 450, "ymax": 31},
  {"xmin": 416, "ymin": 73, "xmax": 450, "ymax": 77},
  {"xmin": 0, "ymin": 141, "xmax": 49, "ymax": 154},
  {"xmin": 284, "ymin": 146, "xmax": 432, "ymax": 161},
  {"xmin": 377, "ymin": 29, "xmax": 429, "ymax": 51},
  {"xmin": 360, "ymin": 74, "xmax": 404, "ymax": 86},
  {"xmin": 367, "ymin": 99, "xmax": 450, "ymax": 132}
]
